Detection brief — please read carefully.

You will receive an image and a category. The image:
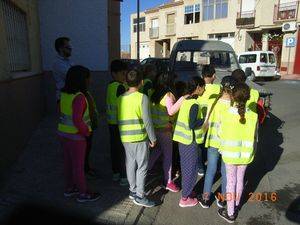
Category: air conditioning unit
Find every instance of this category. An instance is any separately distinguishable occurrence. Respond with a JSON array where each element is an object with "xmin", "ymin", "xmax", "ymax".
[{"xmin": 282, "ymin": 22, "xmax": 297, "ymax": 32}]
